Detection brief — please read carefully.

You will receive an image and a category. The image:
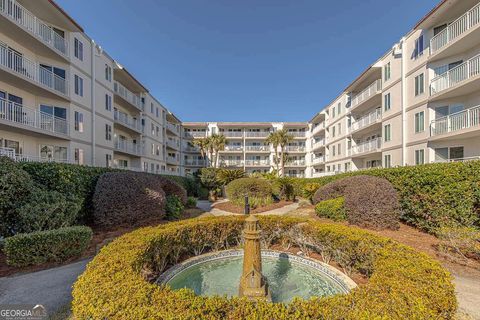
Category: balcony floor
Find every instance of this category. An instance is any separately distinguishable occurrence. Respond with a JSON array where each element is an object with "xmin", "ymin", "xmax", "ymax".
[{"xmin": 429, "ymin": 22, "xmax": 480, "ymax": 62}]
